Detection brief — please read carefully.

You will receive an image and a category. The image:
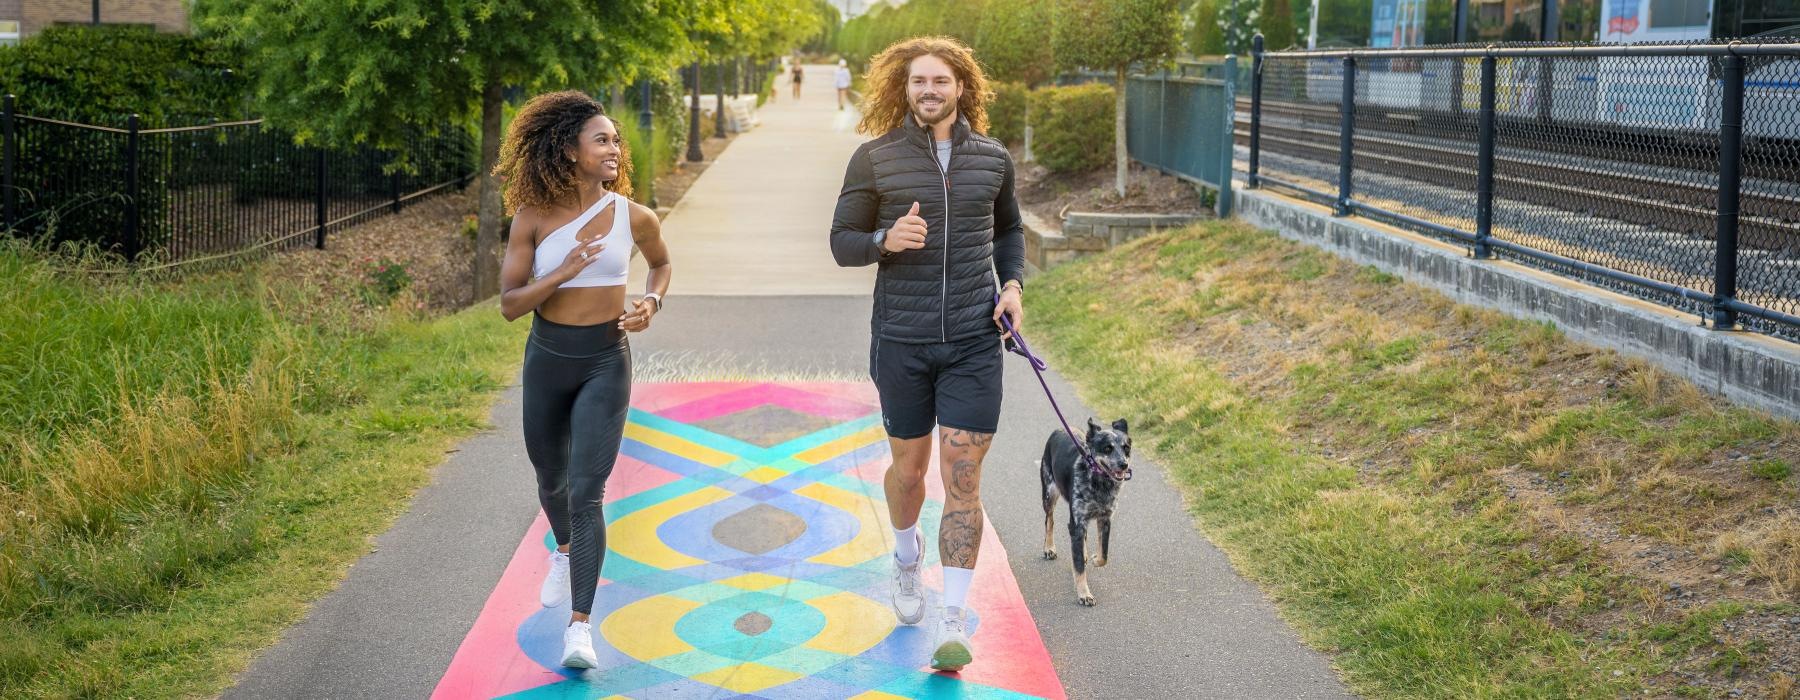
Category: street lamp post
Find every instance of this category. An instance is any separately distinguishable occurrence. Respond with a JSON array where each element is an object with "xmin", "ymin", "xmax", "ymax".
[
  {"xmin": 715, "ymin": 60, "xmax": 727, "ymax": 138},
  {"xmin": 639, "ymin": 79, "xmax": 657, "ymax": 208},
  {"xmin": 687, "ymin": 61, "xmax": 704, "ymax": 162}
]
